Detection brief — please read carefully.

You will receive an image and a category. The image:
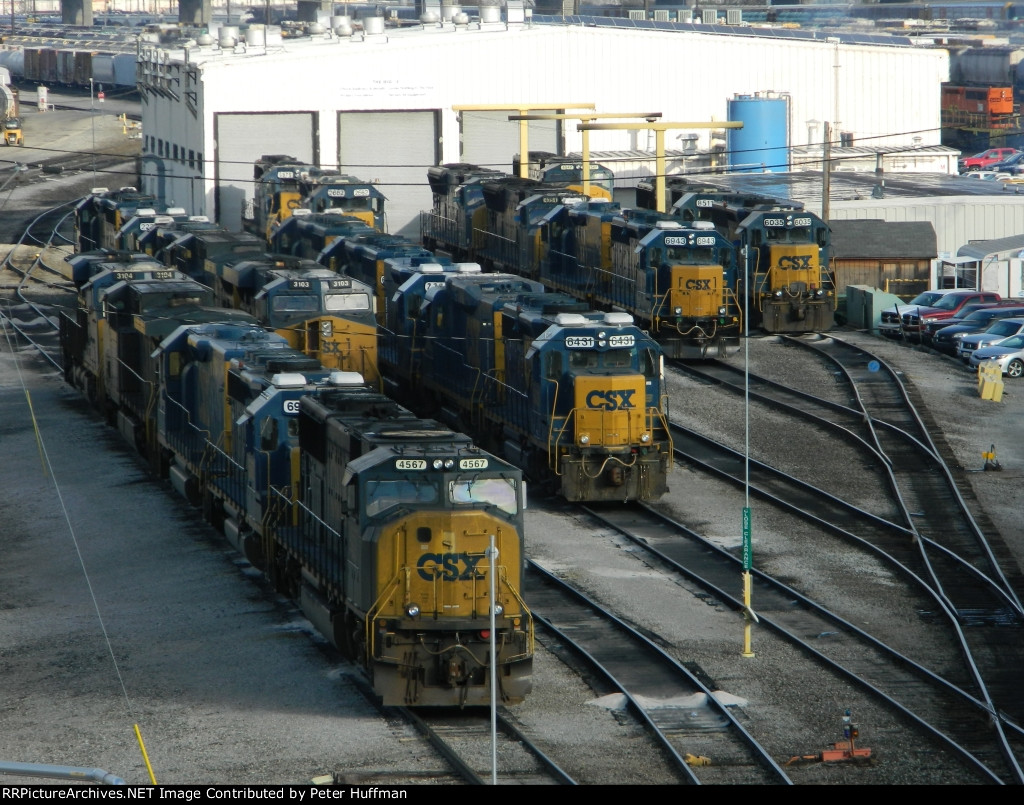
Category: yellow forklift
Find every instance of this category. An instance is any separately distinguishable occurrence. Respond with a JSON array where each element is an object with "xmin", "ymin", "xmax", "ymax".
[{"xmin": 3, "ymin": 116, "xmax": 22, "ymax": 146}]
